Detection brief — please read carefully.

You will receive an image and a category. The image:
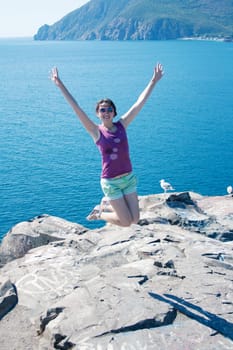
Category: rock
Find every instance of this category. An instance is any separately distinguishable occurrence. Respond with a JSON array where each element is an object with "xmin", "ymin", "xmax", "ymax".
[
  {"xmin": 166, "ymin": 192, "xmax": 196, "ymax": 207},
  {"xmin": 38, "ymin": 307, "xmax": 65, "ymax": 335},
  {"xmin": 0, "ymin": 279, "xmax": 18, "ymax": 320},
  {"xmin": 139, "ymin": 192, "xmax": 233, "ymax": 242},
  {"xmin": 0, "ymin": 192, "xmax": 233, "ymax": 349},
  {"xmin": 0, "ymin": 214, "xmax": 87, "ymax": 267}
]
